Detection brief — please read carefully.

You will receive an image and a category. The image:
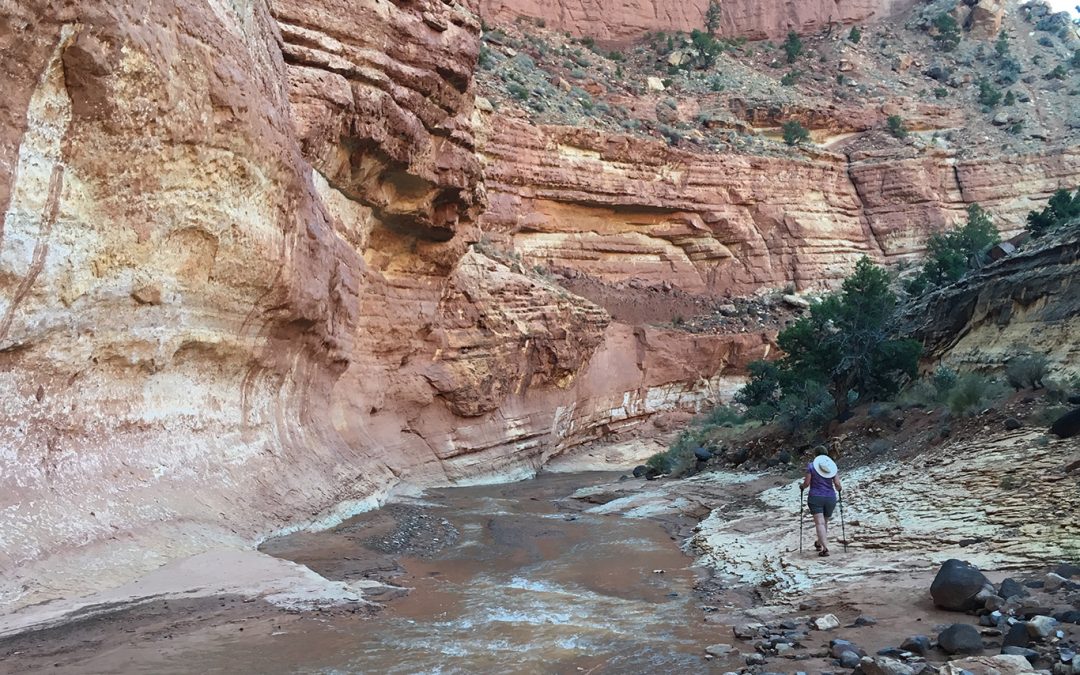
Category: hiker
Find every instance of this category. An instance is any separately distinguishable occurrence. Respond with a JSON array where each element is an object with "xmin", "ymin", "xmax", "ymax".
[{"xmin": 800, "ymin": 454, "xmax": 841, "ymax": 557}]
